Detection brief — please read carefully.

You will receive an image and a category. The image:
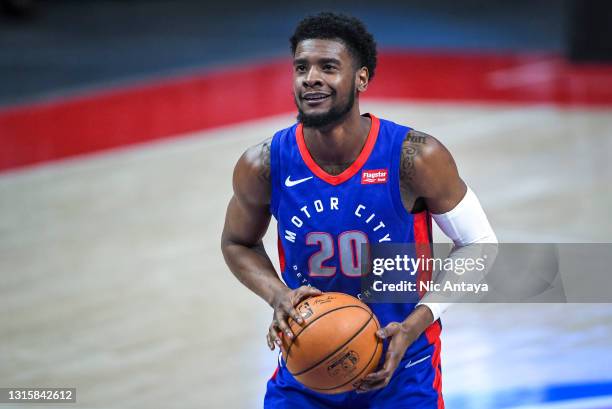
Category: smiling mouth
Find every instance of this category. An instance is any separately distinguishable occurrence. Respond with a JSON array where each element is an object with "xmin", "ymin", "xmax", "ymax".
[{"xmin": 302, "ymin": 93, "xmax": 331, "ymax": 104}]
